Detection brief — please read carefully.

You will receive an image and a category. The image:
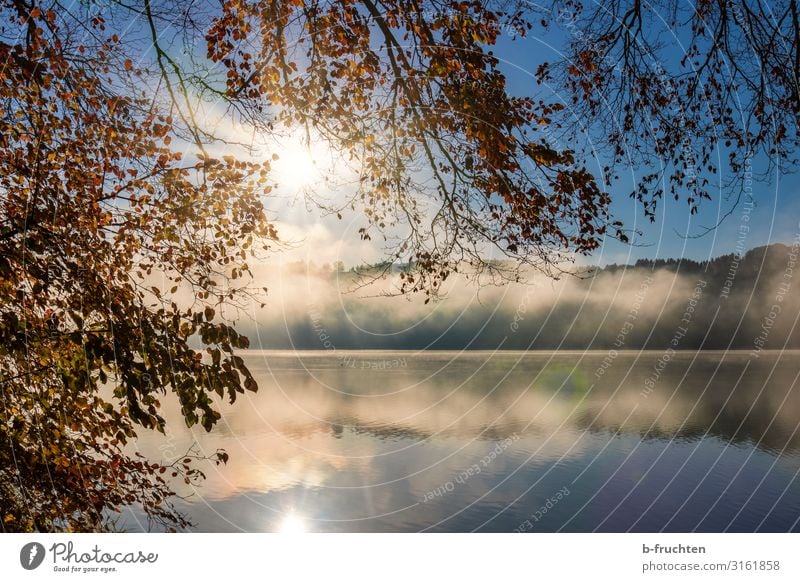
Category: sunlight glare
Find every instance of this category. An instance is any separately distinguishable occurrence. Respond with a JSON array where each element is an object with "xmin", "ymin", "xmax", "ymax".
[
  {"xmin": 277, "ymin": 512, "xmax": 308, "ymax": 534},
  {"xmin": 271, "ymin": 137, "xmax": 329, "ymax": 191}
]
